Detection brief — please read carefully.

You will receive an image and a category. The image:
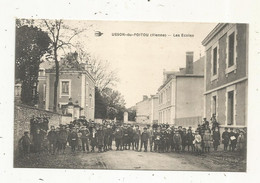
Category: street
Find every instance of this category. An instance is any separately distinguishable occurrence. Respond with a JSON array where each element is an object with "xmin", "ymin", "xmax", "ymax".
[{"xmin": 14, "ymin": 143, "xmax": 246, "ymax": 172}]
